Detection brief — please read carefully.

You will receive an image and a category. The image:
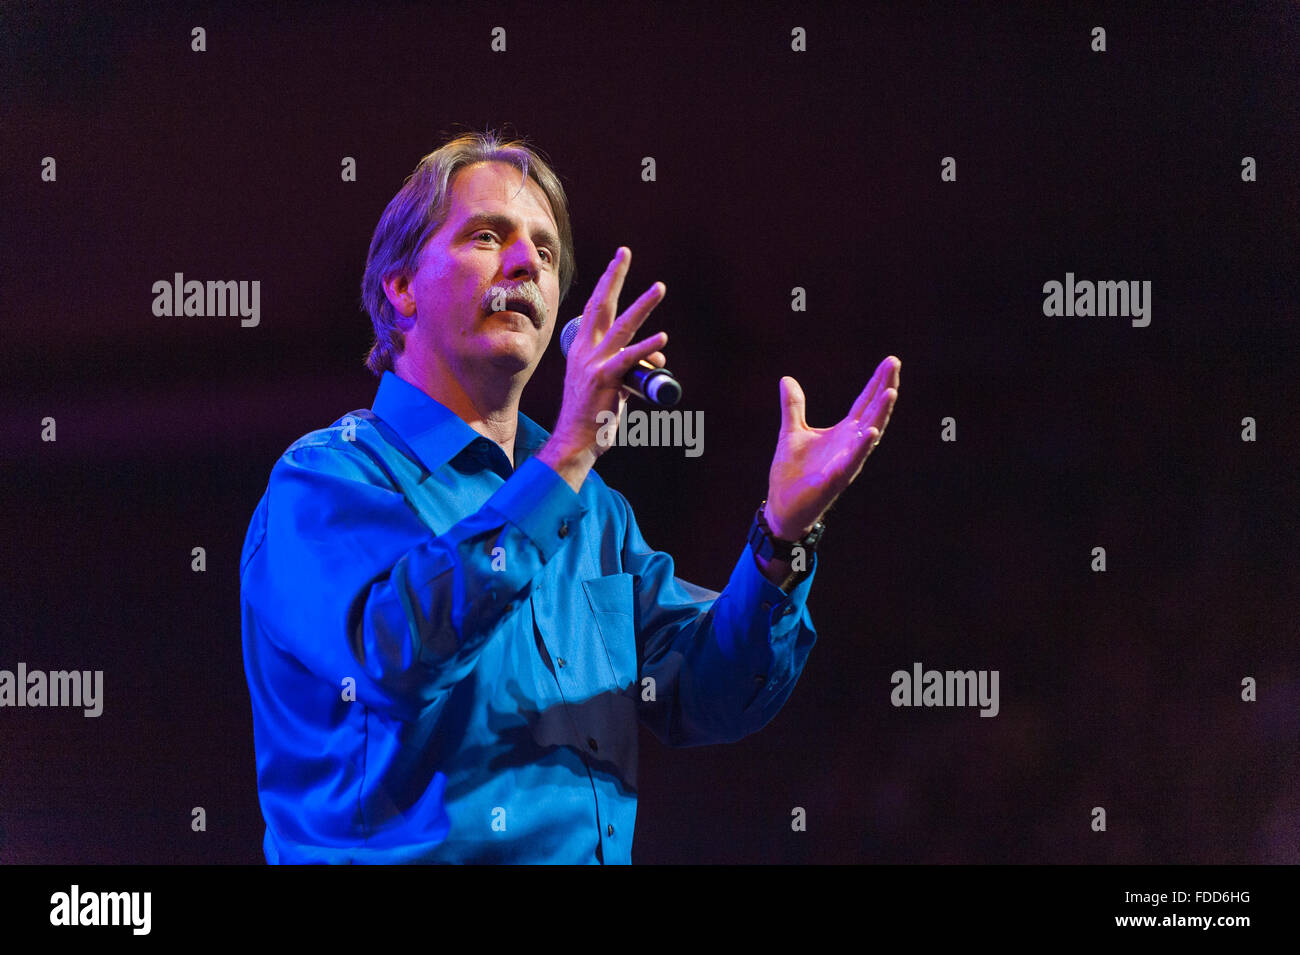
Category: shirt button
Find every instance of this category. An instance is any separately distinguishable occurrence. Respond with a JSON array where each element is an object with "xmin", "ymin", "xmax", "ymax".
[
  {"xmin": 587, "ymin": 737, "xmax": 599, "ymax": 752},
  {"xmin": 558, "ymin": 520, "xmax": 569, "ymax": 539},
  {"xmin": 783, "ymin": 606, "xmax": 795, "ymax": 616},
  {"xmin": 505, "ymin": 602, "xmax": 516, "ymax": 614},
  {"xmin": 760, "ymin": 601, "xmax": 772, "ymax": 611},
  {"xmin": 607, "ymin": 824, "xmax": 614, "ymax": 837},
  {"xmin": 556, "ymin": 657, "xmax": 567, "ymax": 668},
  {"xmin": 754, "ymin": 674, "xmax": 767, "ymax": 686}
]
